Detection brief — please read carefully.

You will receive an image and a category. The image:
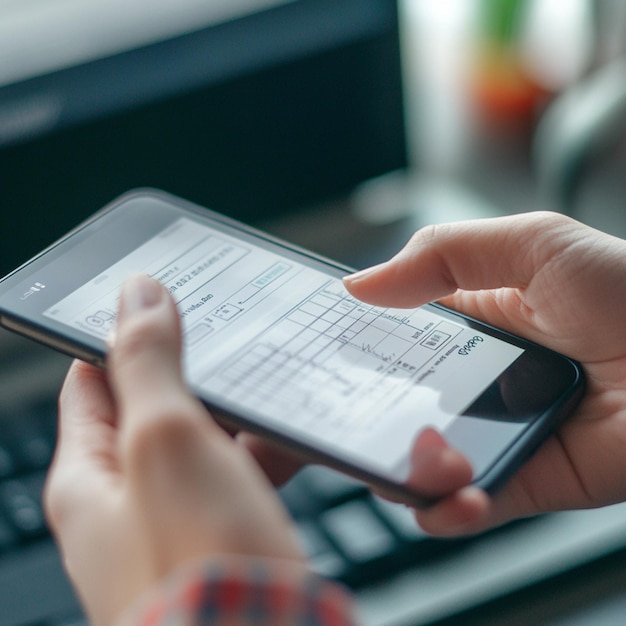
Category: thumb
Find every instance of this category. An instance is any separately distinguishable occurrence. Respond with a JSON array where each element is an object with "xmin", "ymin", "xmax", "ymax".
[
  {"xmin": 108, "ymin": 274, "xmax": 226, "ymax": 495},
  {"xmin": 107, "ymin": 276, "xmax": 300, "ymax": 563},
  {"xmin": 342, "ymin": 212, "xmax": 574, "ymax": 308},
  {"xmin": 108, "ymin": 275, "xmax": 187, "ymax": 422}
]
